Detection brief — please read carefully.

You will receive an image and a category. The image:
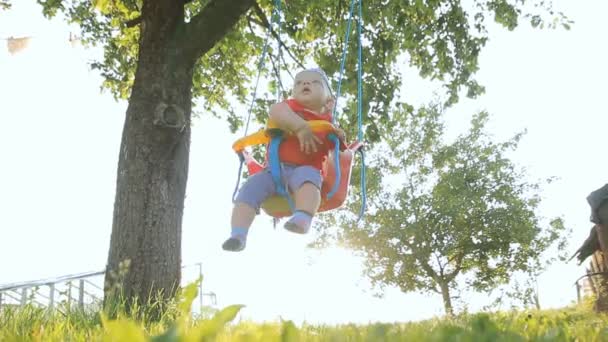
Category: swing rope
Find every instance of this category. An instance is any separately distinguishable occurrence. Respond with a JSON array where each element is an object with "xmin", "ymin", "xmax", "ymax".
[
  {"xmin": 356, "ymin": 0, "xmax": 366, "ymax": 221},
  {"xmin": 330, "ymin": 0, "xmax": 367, "ymax": 220},
  {"xmin": 232, "ymin": 0, "xmax": 282, "ymax": 202},
  {"xmin": 332, "ymin": 0, "xmax": 358, "ymax": 124},
  {"xmin": 326, "ymin": 0, "xmax": 356, "ymax": 201}
]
